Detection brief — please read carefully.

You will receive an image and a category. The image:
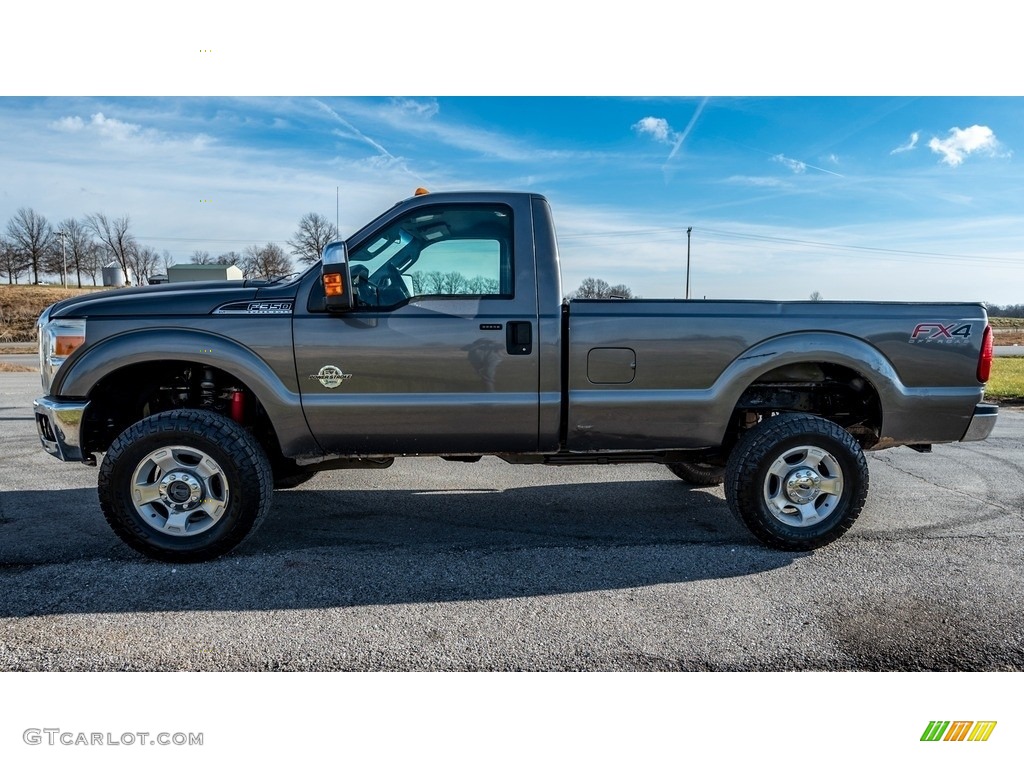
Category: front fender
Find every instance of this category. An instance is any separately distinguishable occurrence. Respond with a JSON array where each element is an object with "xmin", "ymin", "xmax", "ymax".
[{"xmin": 54, "ymin": 328, "xmax": 320, "ymax": 460}]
